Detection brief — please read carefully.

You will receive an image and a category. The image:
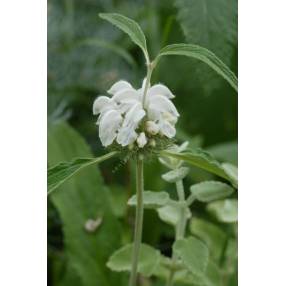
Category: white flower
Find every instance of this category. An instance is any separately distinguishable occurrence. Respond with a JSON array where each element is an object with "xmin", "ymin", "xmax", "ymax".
[
  {"xmin": 93, "ymin": 79, "xmax": 179, "ymax": 147},
  {"xmin": 136, "ymin": 132, "xmax": 147, "ymax": 148}
]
